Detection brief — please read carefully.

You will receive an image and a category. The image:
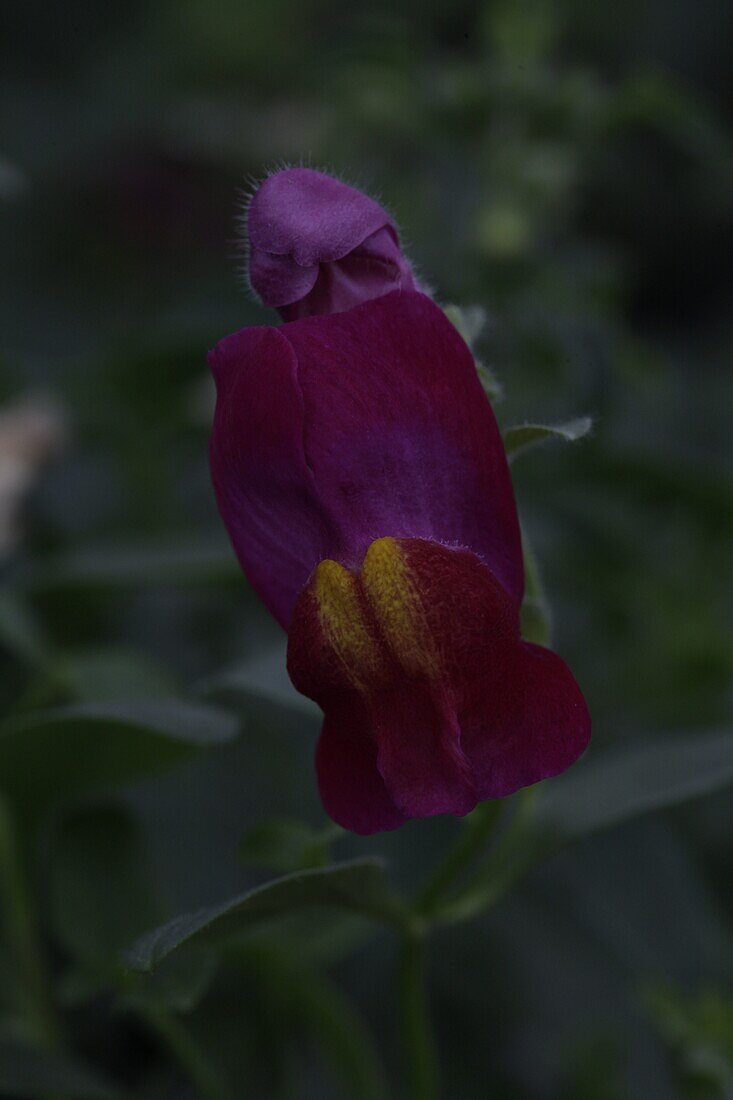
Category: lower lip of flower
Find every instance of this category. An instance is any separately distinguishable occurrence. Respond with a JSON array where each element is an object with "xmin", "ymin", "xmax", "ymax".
[{"xmin": 286, "ymin": 536, "xmax": 590, "ymax": 834}]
